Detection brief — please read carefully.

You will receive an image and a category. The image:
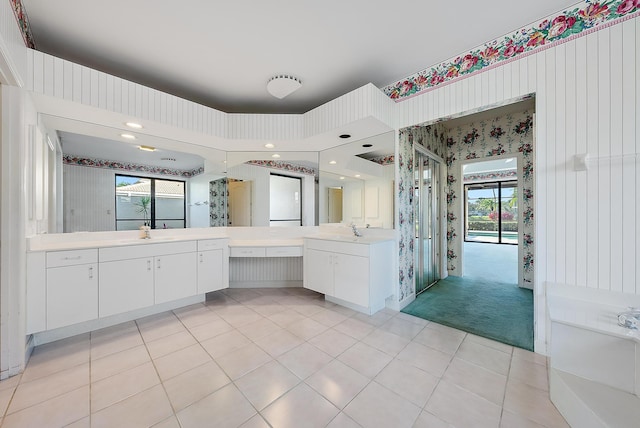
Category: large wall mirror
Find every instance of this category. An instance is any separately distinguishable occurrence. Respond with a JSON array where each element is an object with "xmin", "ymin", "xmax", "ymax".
[
  {"xmin": 39, "ymin": 113, "xmax": 393, "ymax": 233},
  {"xmin": 41, "ymin": 114, "xmax": 225, "ymax": 233},
  {"xmin": 318, "ymin": 132, "xmax": 395, "ymax": 229}
]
